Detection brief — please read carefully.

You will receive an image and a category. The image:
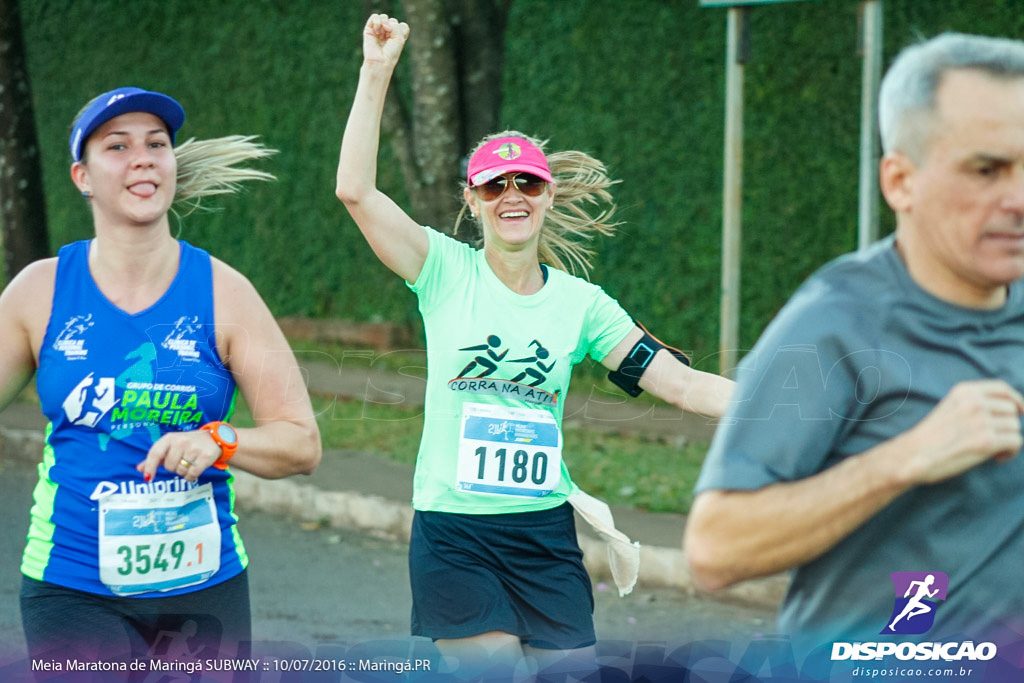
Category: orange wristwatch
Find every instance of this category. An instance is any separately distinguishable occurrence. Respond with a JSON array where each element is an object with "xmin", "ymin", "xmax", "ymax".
[{"xmin": 201, "ymin": 421, "xmax": 238, "ymax": 470}]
